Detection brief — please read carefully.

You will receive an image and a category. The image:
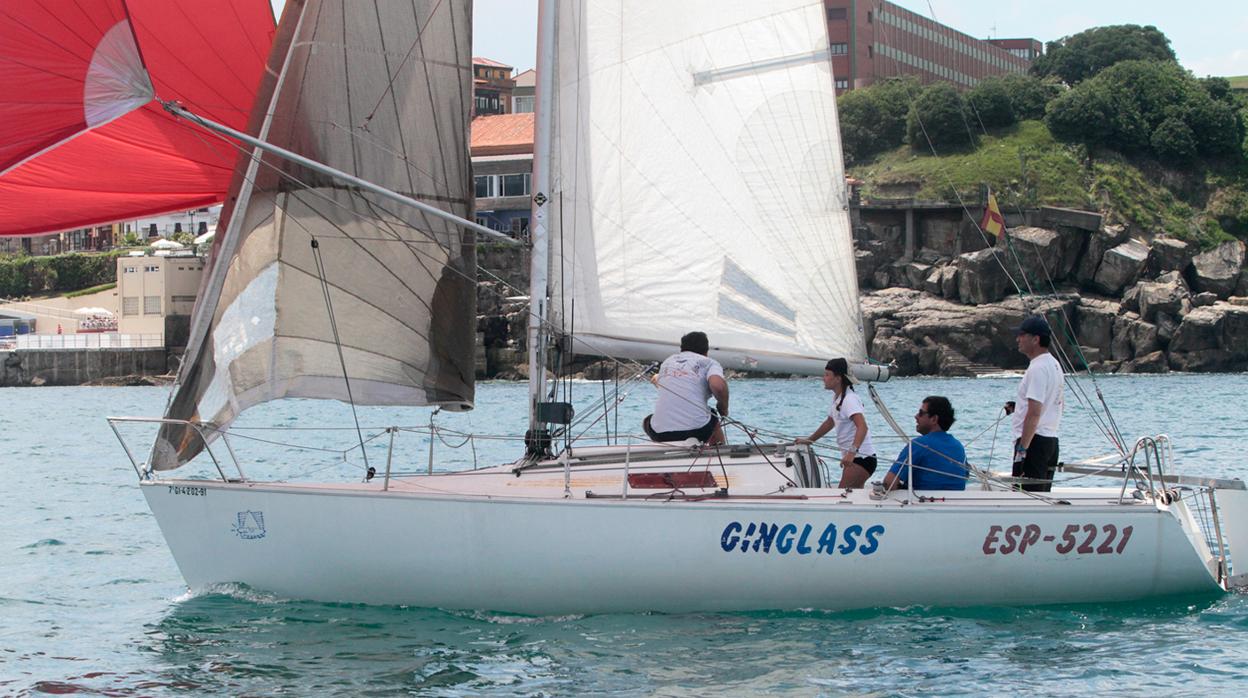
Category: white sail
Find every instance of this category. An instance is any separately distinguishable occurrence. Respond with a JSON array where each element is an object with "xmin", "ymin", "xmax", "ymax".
[
  {"xmin": 547, "ymin": 0, "xmax": 864, "ymax": 374},
  {"xmin": 153, "ymin": 0, "xmax": 476, "ymax": 469}
]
